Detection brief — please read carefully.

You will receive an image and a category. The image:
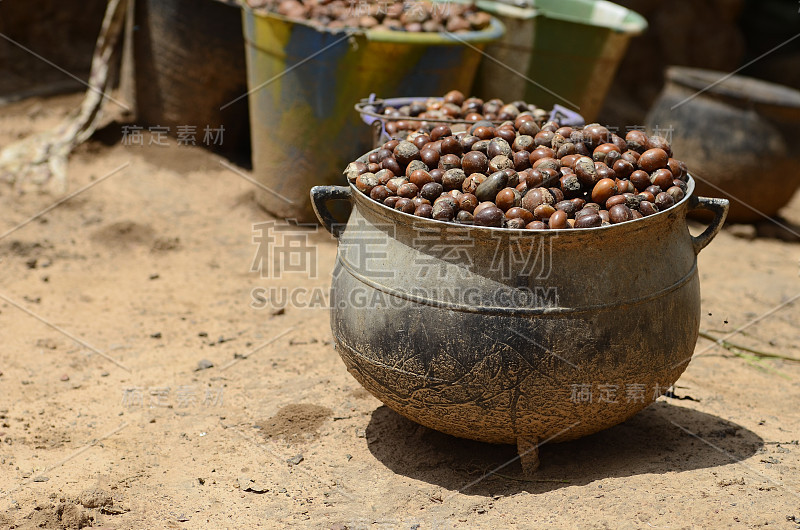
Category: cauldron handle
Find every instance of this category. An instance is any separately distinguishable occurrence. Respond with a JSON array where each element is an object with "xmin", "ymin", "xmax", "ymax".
[
  {"xmin": 310, "ymin": 185, "xmax": 352, "ymax": 238},
  {"xmin": 688, "ymin": 196, "xmax": 729, "ymax": 254}
]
